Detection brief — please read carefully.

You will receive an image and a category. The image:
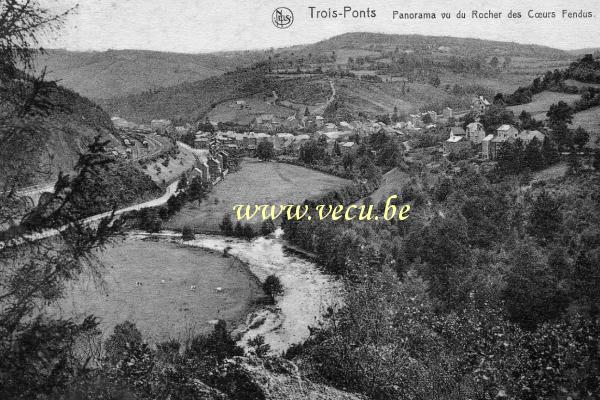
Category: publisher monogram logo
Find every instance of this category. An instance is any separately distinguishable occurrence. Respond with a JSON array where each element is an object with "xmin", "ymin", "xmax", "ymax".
[{"xmin": 272, "ymin": 7, "xmax": 293, "ymax": 29}]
